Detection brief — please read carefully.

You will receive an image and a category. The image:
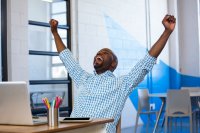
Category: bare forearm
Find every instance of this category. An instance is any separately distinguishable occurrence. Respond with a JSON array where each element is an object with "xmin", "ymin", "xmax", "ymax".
[
  {"xmin": 49, "ymin": 19, "xmax": 67, "ymax": 53},
  {"xmin": 148, "ymin": 29, "xmax": 172, "ymax": 58},
  {"xmin": 52, "ymin": 32, "xmax": 66, "ymax": 53},
  {"xmin": 148, "ymin": 14, "xmax": 176, "ymax": 58}
]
